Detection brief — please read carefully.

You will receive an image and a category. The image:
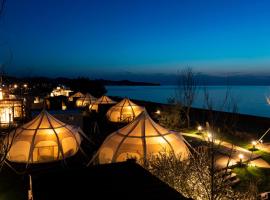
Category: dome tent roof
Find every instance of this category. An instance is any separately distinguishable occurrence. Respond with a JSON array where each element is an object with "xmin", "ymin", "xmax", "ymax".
[
  {"xmin": 6, "ymin": 110, "xmax": 83, "ymax": 163},
  {"xmin": 94, "ymin": 95, "xmax": 116, "ymax": 105},
  {"xmin": 71, "ymin": 92, "xmax": 85, "ymax": 98},
  {"xmin": 99, "ymin": 110, "xmax": 190, "ymax": 164},
  {"xmin": 89, "ymin": 95, "xmax": 116, "ymax": 111},
  {"xmin": 106, "ymin": 98, "xmax": 144, "ymax": 123},
  {"xmin": 76, "ymin": 93, "xmax": 97, "ymax": 107}
]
